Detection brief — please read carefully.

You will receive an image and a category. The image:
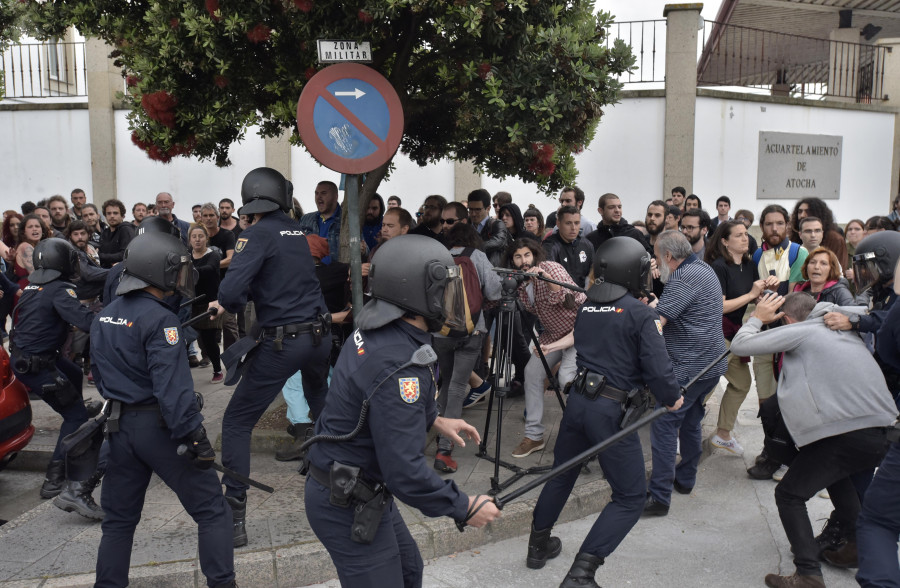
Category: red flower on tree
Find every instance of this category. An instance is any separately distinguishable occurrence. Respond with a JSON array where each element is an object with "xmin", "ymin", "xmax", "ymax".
[
  {"xmin": 358, "ymin": 10, "xmax": 374, "ymax": 23},
  {"xmin": 125, "ymin": 75, "xmax": 140, "ymax": 87},
  {"xmin": 305, "ymin": 67, "xmax": 318, "ymax": 80},
  {"xmin": 528, "ymin": 142, "xmax": 556, "ymax": 176},
  {"xmin": 247, "ymin": 23, "xmax": 271, "ymax": 43},
  {"xmin": 294, "ymin": 0, "xmax": 313, "ymax": 12},
  {"xmin": 477, "ymin": 62, "xmax": 492, "ymax": 80},
  {"xmin": 214, "ymin": 75, "xmax": 229, "ymax": 88},
  {"xmin": 205, "ymin": 0, "xmax": 221, "ymax": 21},
  {"xmin": 169, "ymin": 18, "xmax": 179, "ymax": 28},
  {"xmin": 140, "ymin": 91, "xmax": 178, "ymax": 129}
]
